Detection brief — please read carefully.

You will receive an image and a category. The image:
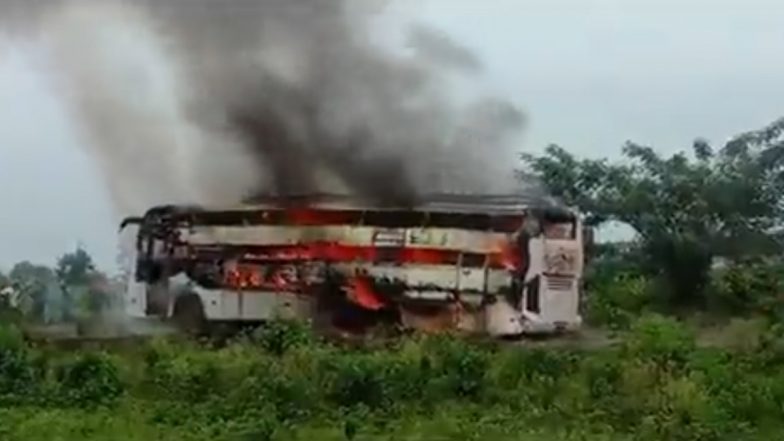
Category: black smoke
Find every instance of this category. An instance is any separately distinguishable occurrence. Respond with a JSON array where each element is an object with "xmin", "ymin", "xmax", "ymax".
[{"xmin": 1, "ymin": 0, "xmax": 526, "ymax": 212}]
